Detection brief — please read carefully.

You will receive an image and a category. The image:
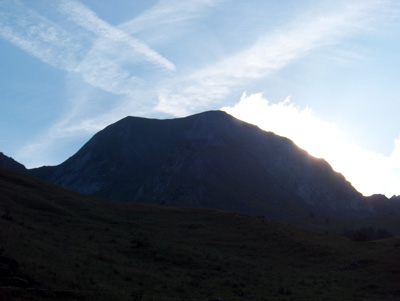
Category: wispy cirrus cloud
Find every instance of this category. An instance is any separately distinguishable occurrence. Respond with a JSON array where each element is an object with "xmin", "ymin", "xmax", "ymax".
[
  {"xmin": 58, "ymin": 0, "xmax": 176, "ymax": 72},
  {"xmin": 155, "ymin": 0, "xmax": 396, "ymax": 116},
  {"xmin": 121, "ymin": 0, "xmax": 224, "ymax": 44},
  {"xmin": 0, "ymin": 0, "xmax": 84, "ymax": 71},
  {"xmin": 0, "ymin": 0, "xmax": 175, "ymax": 98},
  {"xmin": 22, "ymin": 0, "xmax": 394, "ymax": 138}
]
